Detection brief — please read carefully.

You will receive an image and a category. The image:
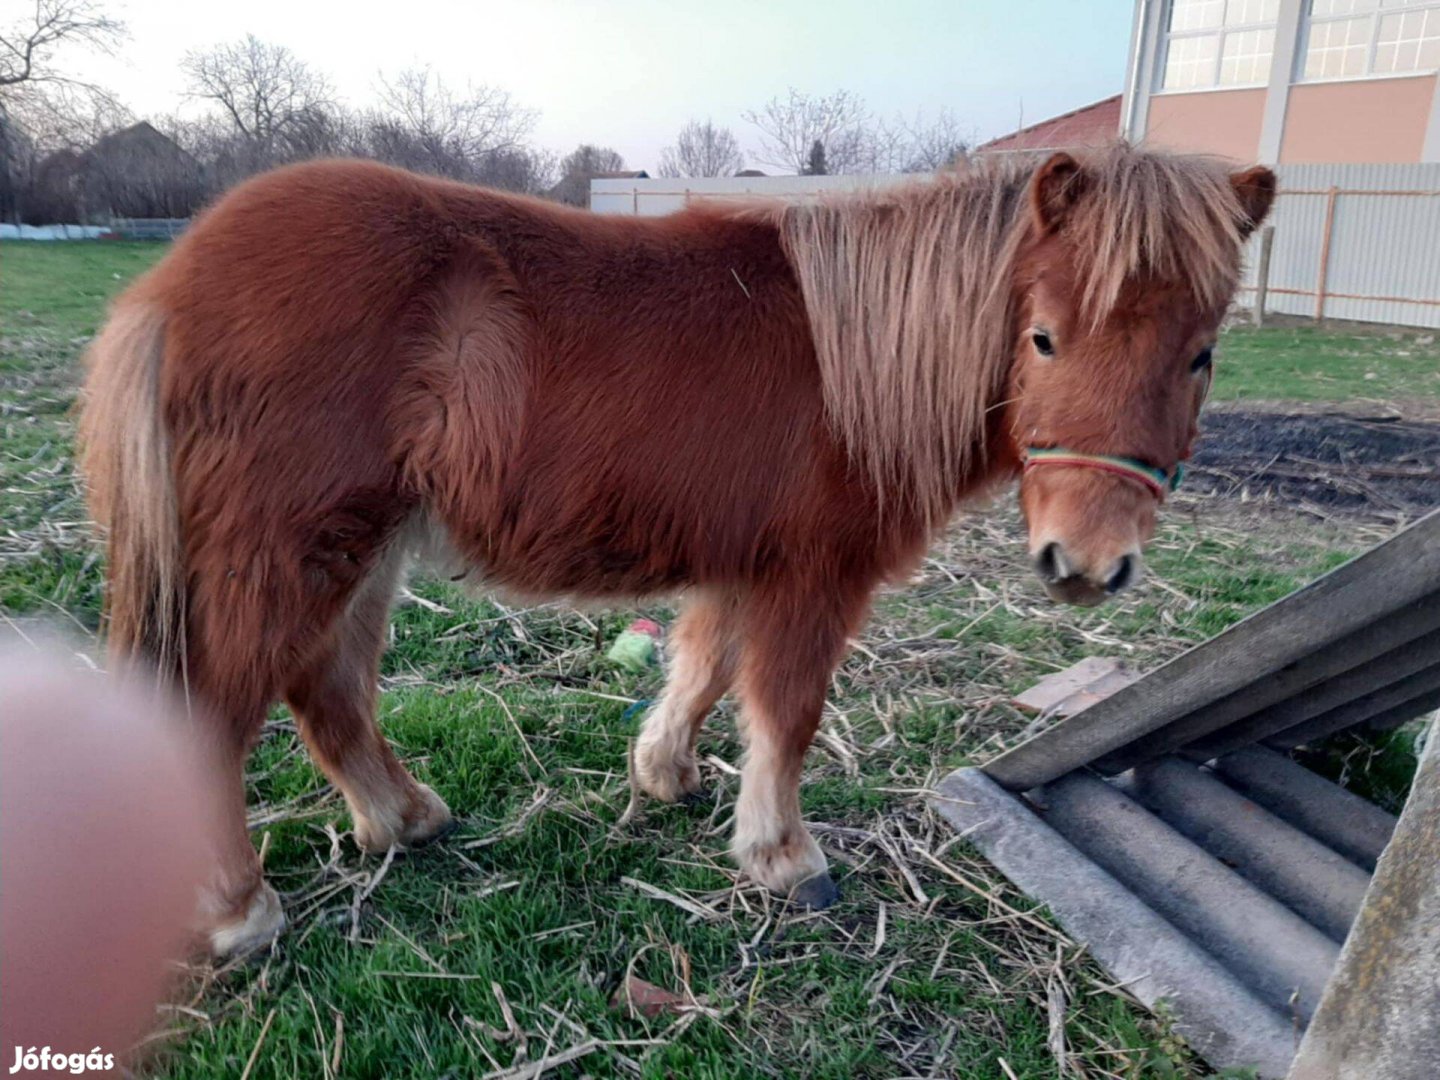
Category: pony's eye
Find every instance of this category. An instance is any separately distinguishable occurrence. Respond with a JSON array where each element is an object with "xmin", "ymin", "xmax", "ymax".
[
  {"xmin": 1032, "ymin": 330, "xmax": 1055, "ymax": 357},
  {"xmin": 1191, "ymin": 347, "xmax": 1214, "ymax": 374}
]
